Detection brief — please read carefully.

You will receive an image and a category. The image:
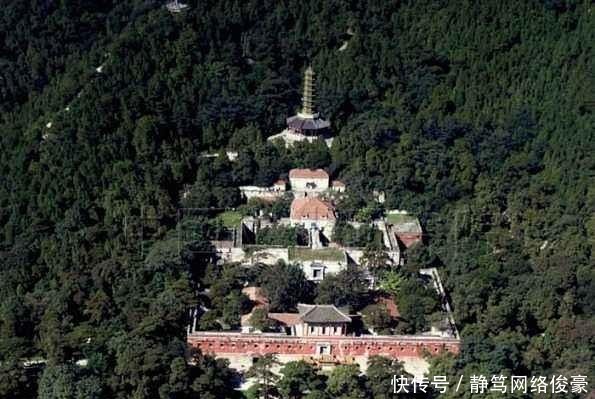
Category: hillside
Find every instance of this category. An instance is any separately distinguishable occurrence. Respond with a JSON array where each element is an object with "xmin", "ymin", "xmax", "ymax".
[{"xmin": 0, "ymin": 0, "xmax": 593, "ymax": 397}]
